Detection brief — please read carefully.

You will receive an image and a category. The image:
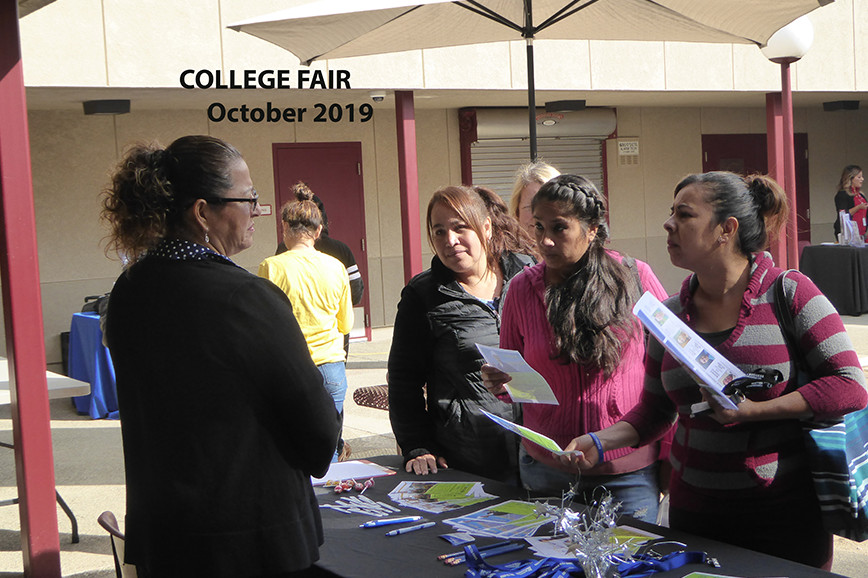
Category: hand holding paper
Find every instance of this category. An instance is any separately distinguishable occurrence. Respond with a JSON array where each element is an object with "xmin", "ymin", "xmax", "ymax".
[
  {"xmin": 632, "ymin": 292, "xmax": 741, "ymax": 411},
  {"xmin": 475, "ymin": 344, "xmax": 559, "ymax": 405},
  {"xmin": 480, "ymin": 363, "xmax": 511, "ymax": 396}
]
